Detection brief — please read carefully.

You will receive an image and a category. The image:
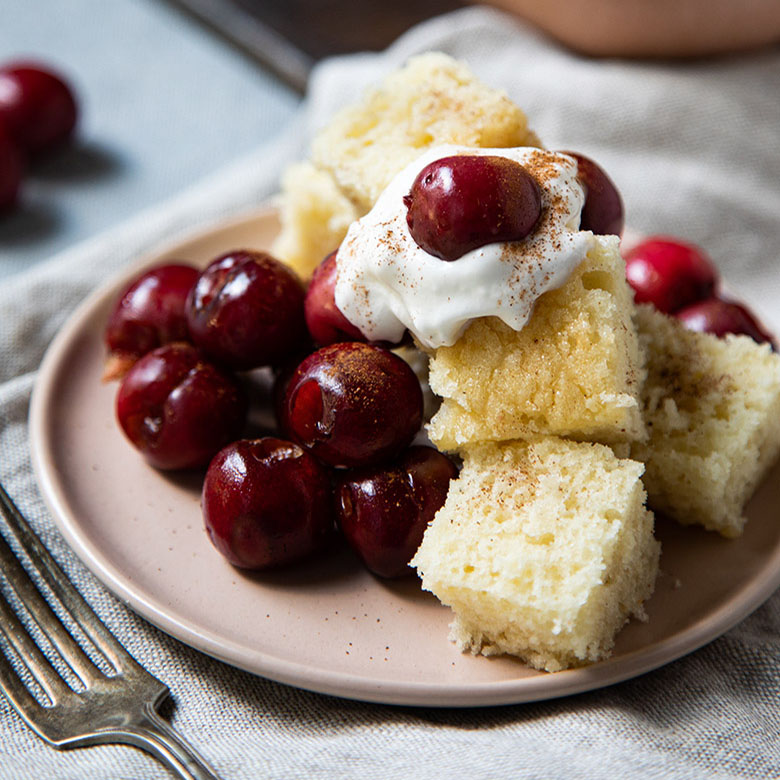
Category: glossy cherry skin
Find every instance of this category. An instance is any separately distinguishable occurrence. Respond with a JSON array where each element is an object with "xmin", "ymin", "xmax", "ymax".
[
  {"xmin": 336, "ymin": 446, "xmax": 458, "ymax": 578},
  {"xmin": 304, "ymin": 251, "xmax": 366, "ymax": 346},
  {"xmin": 280, "ymin": 342, "xmax": 423, "ymax": 468},
  {"xmin": 0, "ymin": 63, "xmax": 78, "ymax": 155},
  {"xmin": 404, "ymin": 155, "xmax": 542, "ymax": 261},
  {"xmin": 675, "ymin": 297, "xmax": 775, "ymax": 347},
  {"xmin": 0, "ymin": 124, "xmax": 23, "ymax": 211},
  {"xmin": 561, "ymin": 151, "xmax": 624, "ymax": 236},
  {"xmin": 116, "ymin": 343, "xmax": 247, "ymax": 470},
  {"xmin": 624, "ymin": 237, "xmax": 718, "ymax": 314},
  {"xmin": 202, "ymin": 437, "xmax": 334, "ymax": 570},
  {"xmin": 104, "ymin": 263, "xmax": 199, "ymax": 377},
  {"xmin": 186, "ymin": 249, "xmax": 307, "ymax": 371}
]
